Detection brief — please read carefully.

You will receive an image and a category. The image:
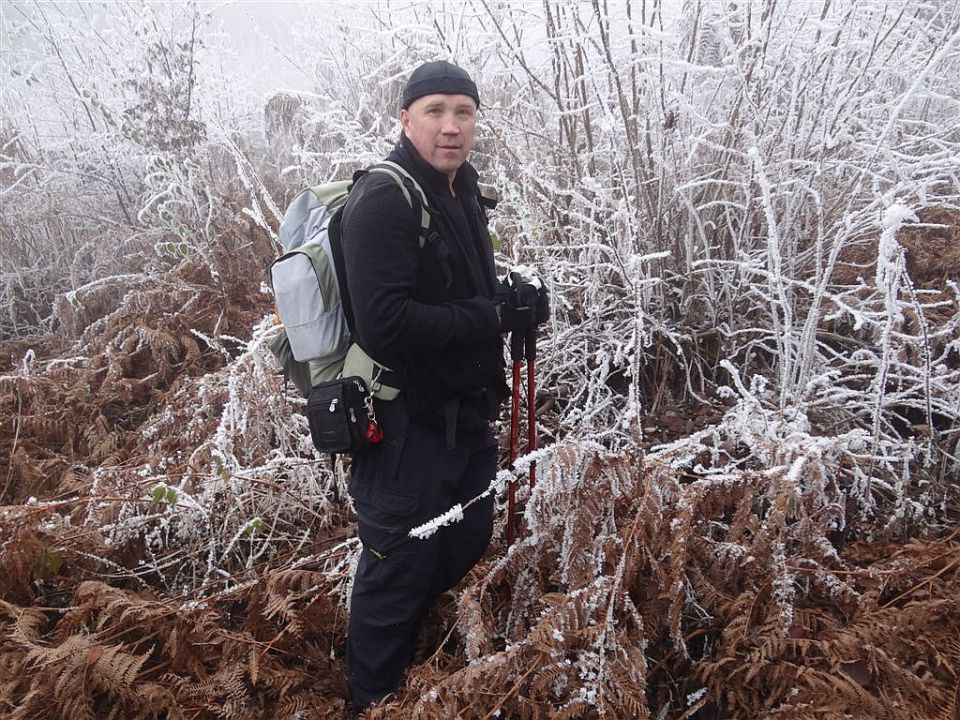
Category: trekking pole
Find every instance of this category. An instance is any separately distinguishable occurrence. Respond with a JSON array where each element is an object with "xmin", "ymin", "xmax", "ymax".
[
  {"xmin": 525, "ymin": 326, "xmax": 537, "ymax": 490},
  {"xmin": 507, "ymin": 329, "xmax": 524, "ymax": 547}
]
